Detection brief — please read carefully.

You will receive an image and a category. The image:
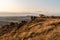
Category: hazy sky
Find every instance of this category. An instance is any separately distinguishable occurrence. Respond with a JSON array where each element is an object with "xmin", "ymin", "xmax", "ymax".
[{"xmin": 0, "ymin": 0, "xmax": 60, "ymax": 16}]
